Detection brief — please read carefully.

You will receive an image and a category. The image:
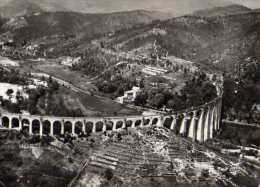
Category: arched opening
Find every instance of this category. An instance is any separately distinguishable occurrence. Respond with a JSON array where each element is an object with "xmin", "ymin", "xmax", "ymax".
[
  {"xmin": 43, "ymin": 120, "xmax": 51, "ymax": 135},
  {"xmin": 106, "ymin": 121, "xmax": 113, "ymax": 131},
  {"xmin": 135, "ymin": 120, "xmax": 142, "ymax": 127},
  {"xmin": 64, "ymin": 121, "xmax": 72, "ymax": 134},
  {"xmin": 85, "ymin": 122, "xmax": 93, "ymax": 134},
  {"xmin": 75, "ymin": 121, "xmax": 83, "ymax": 135},
  {"xmin": 116, "ymin": 121, "xmax": 123, "ymax": 129},
  {"xmin": 11, "ymin": 118, "xmax": 20, "ymax": 128},
  {"xmin": 144, "ymin": 119, "xmax": 151, "ymax": 126},
  {"xmin": 2, "ymin": 116, "xmax": 10, "ymax": 128},
  {"xmin": 152, "ymin": 118, "xmax": 158, "ymax": 125},
  {"xmin": 53, "ymin": 121, "xmax": 62, "ymax": 135},
  {"xmin": 126, "ymin": 120, "xmax": 133, "ymax": 128},
  {"xmin": 163, "ymin": 117, "xmax": 173, "ymax": 129},
  {"xmin": 96, "ymin": 121, "xmax": 104, "ymax": 132},
  {"xmin": 183, "ymin": 114, "xmax": 191, "ymax": 136},
  {"xmin": 21, "ymin": 119, "xmax": 30, "ymax": 133},
  {"xmin": 32, "ymin": 119, "xmax": 40, "ymax": 135}
]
